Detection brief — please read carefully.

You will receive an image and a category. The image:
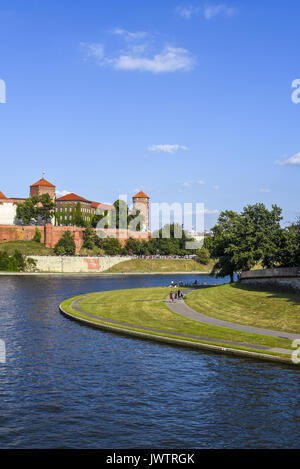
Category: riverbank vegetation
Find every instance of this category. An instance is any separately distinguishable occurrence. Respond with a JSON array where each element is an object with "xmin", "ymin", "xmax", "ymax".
[{"xmin": 0, "ymin": 250, "xmax": 36, "ymax": 272}]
